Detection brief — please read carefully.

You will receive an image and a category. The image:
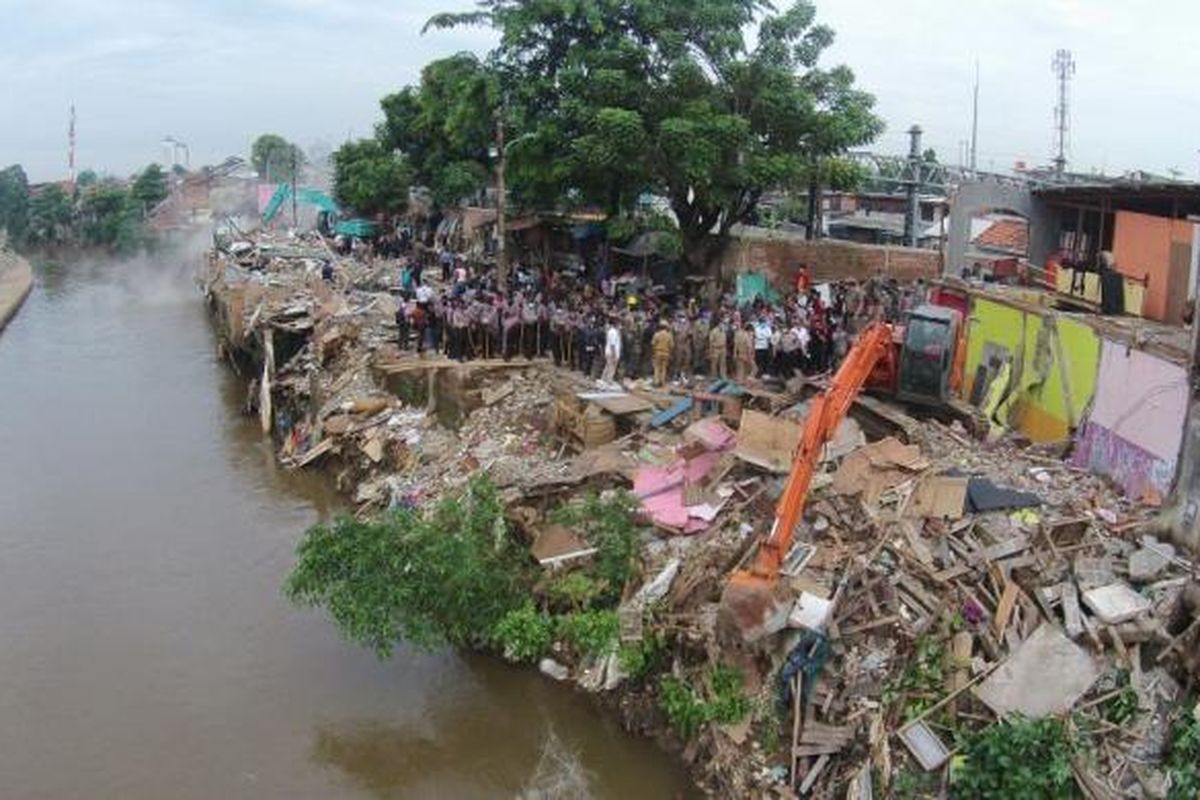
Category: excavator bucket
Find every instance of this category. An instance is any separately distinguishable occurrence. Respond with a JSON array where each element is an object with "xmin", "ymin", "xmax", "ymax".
[{"xmin": 718, "ymin": 568, "xmax": 793, "ymax": 644}]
